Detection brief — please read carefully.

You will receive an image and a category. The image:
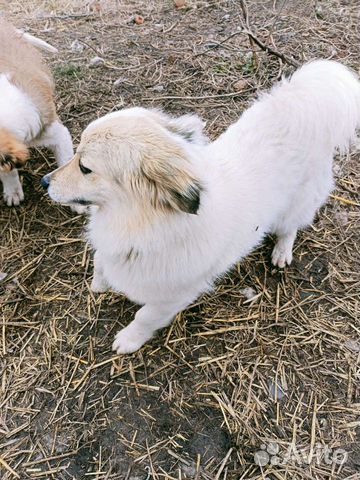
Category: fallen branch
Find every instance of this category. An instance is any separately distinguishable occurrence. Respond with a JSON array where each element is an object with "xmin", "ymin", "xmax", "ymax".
[
  {"xmin": 244, "ymin": 28, "xmax": 300, "ymax": 68},
  {"xmin": 239, "ymin": 0, "xmax": 299, "ymax": 68}
]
